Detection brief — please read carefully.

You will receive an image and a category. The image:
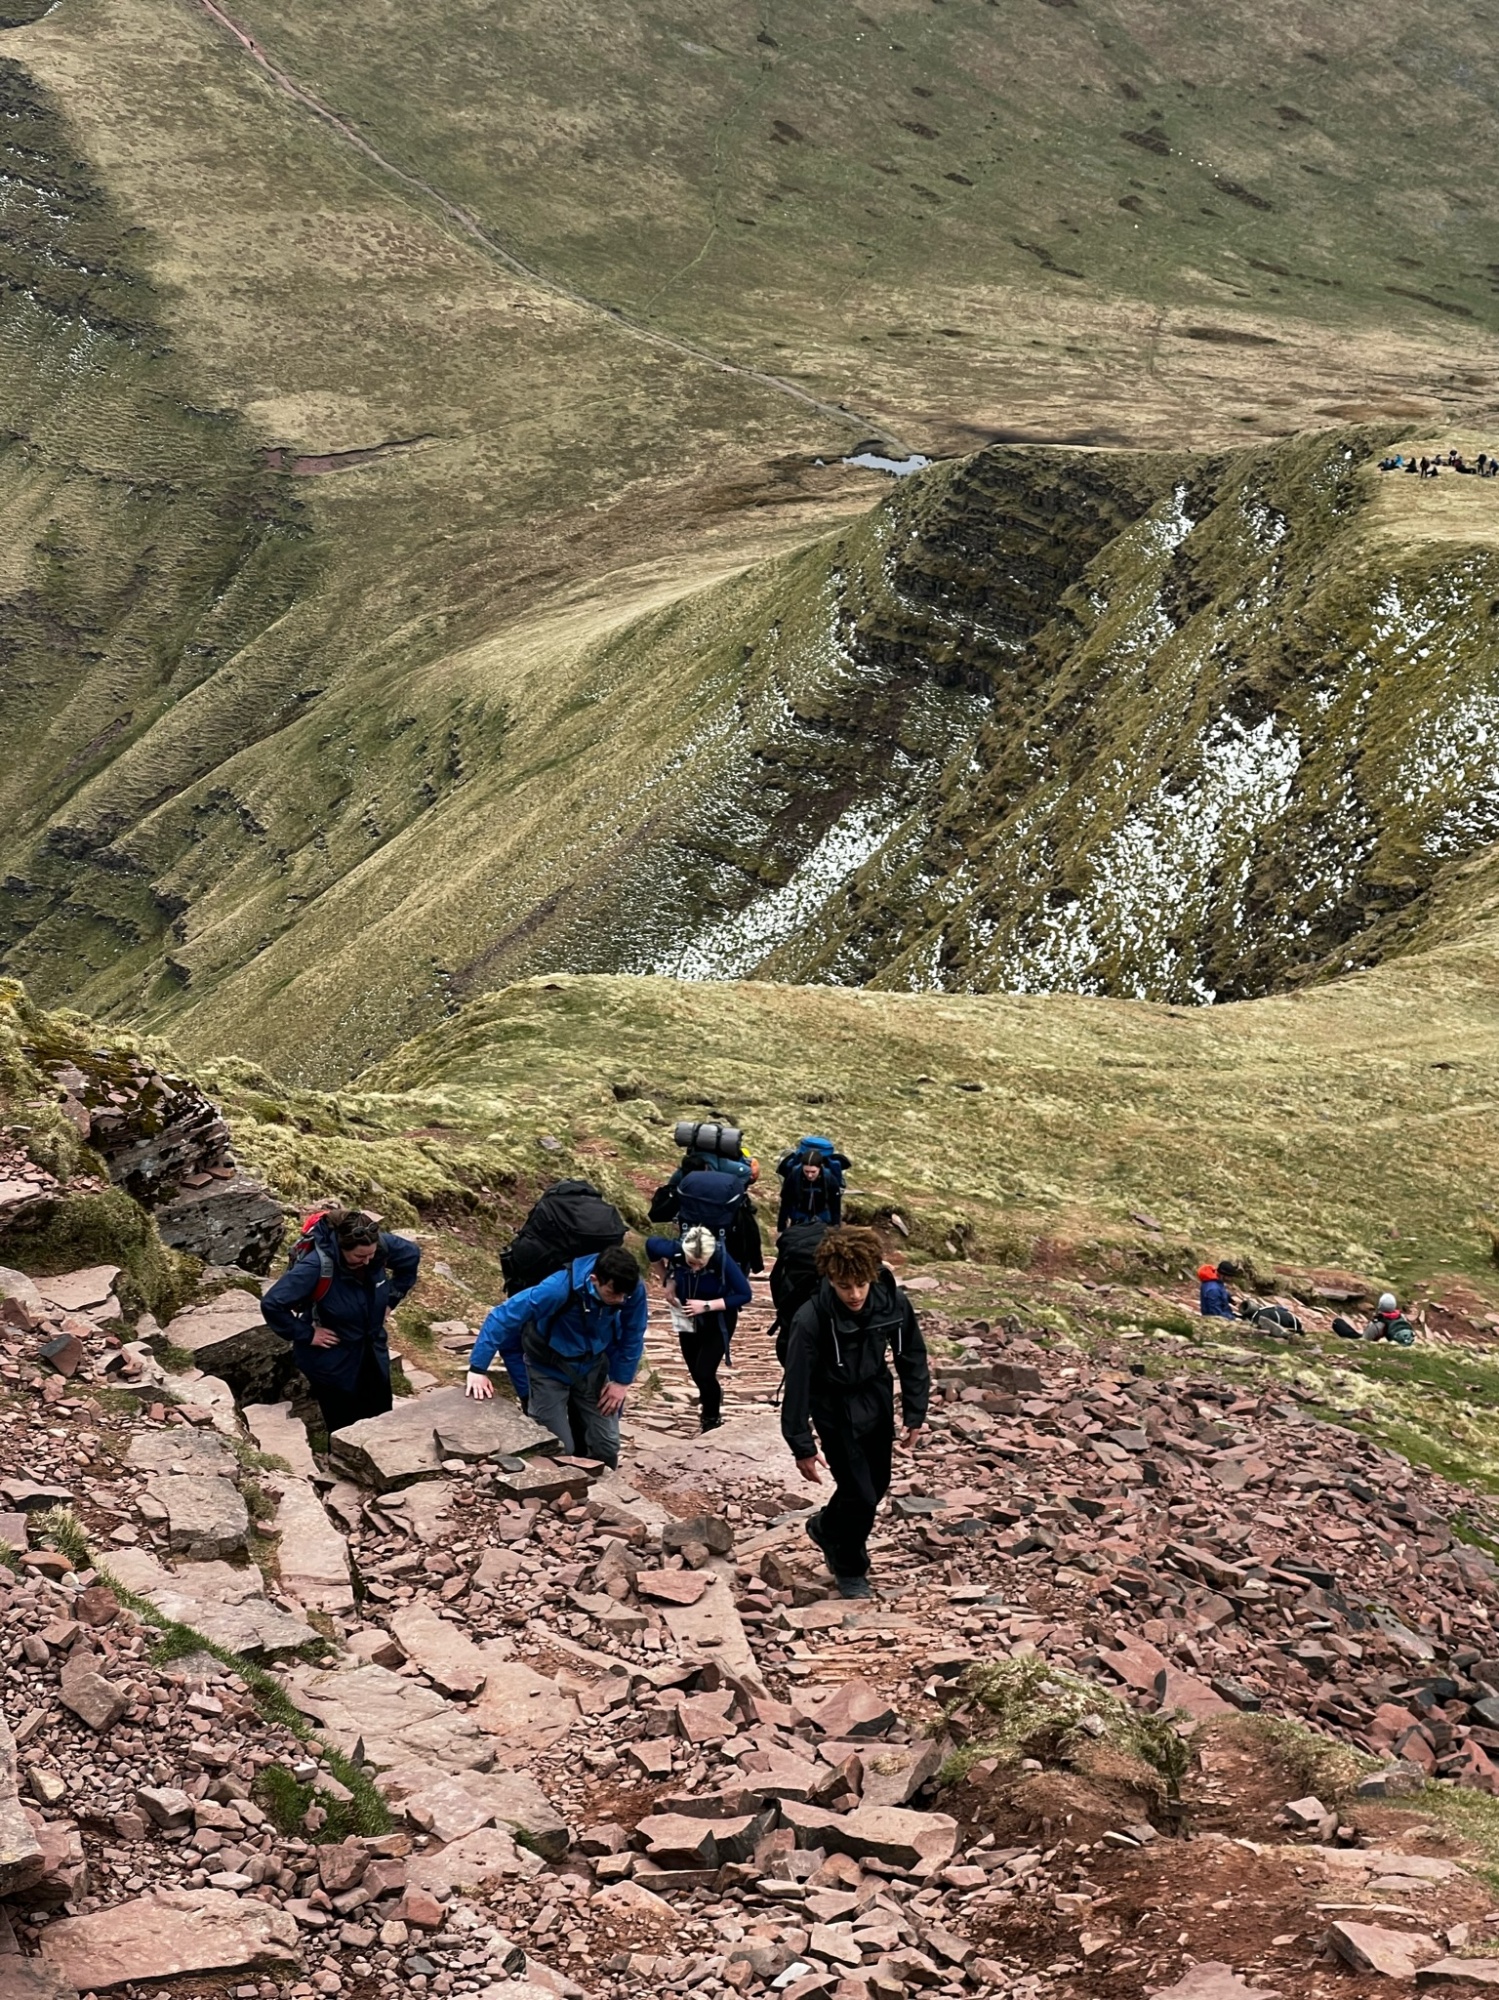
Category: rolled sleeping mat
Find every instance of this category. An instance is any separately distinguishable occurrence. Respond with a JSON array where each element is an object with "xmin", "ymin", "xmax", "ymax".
[{"xmin": 672, "ymin": 1119, "xmax": 744, "ymax": 1158}]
